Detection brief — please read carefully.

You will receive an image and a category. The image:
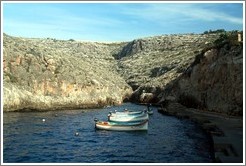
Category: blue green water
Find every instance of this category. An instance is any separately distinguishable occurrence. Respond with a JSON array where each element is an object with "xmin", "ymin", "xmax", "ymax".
[{"xmin": 3, "ymin": 103, "xmax": 213, "ymax": 163}]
